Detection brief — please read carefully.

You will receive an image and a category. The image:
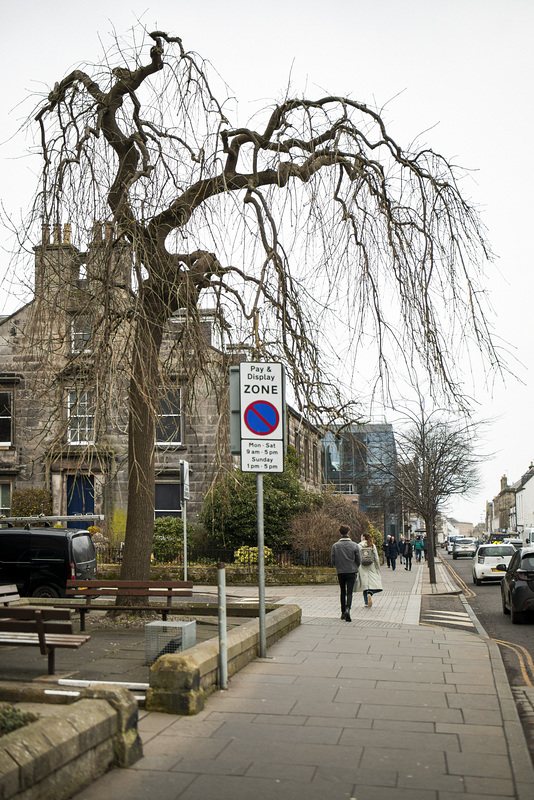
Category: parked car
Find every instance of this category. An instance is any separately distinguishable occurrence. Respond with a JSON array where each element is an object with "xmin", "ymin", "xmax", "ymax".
[
  {"xmin": 503, "ymin": 538, "xmax": 524, "ymax": 550},
  {"xmin": 472, "ymin": 543, "xmax": 516, "ymax": 586},
  {"xmin": 447, "ymin": 536, "xmax": 459, "ymax": 554},
  {"xmin": 498, "ymin": 545, "xmax": 534, "ymax": 624},
  {"xmin": 452, "ymin": 537, "xmax": 477, "ymax": 559},
  {"xmin": 0, "ymin": 526, "xmax": 97, "ymax": 598}
]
